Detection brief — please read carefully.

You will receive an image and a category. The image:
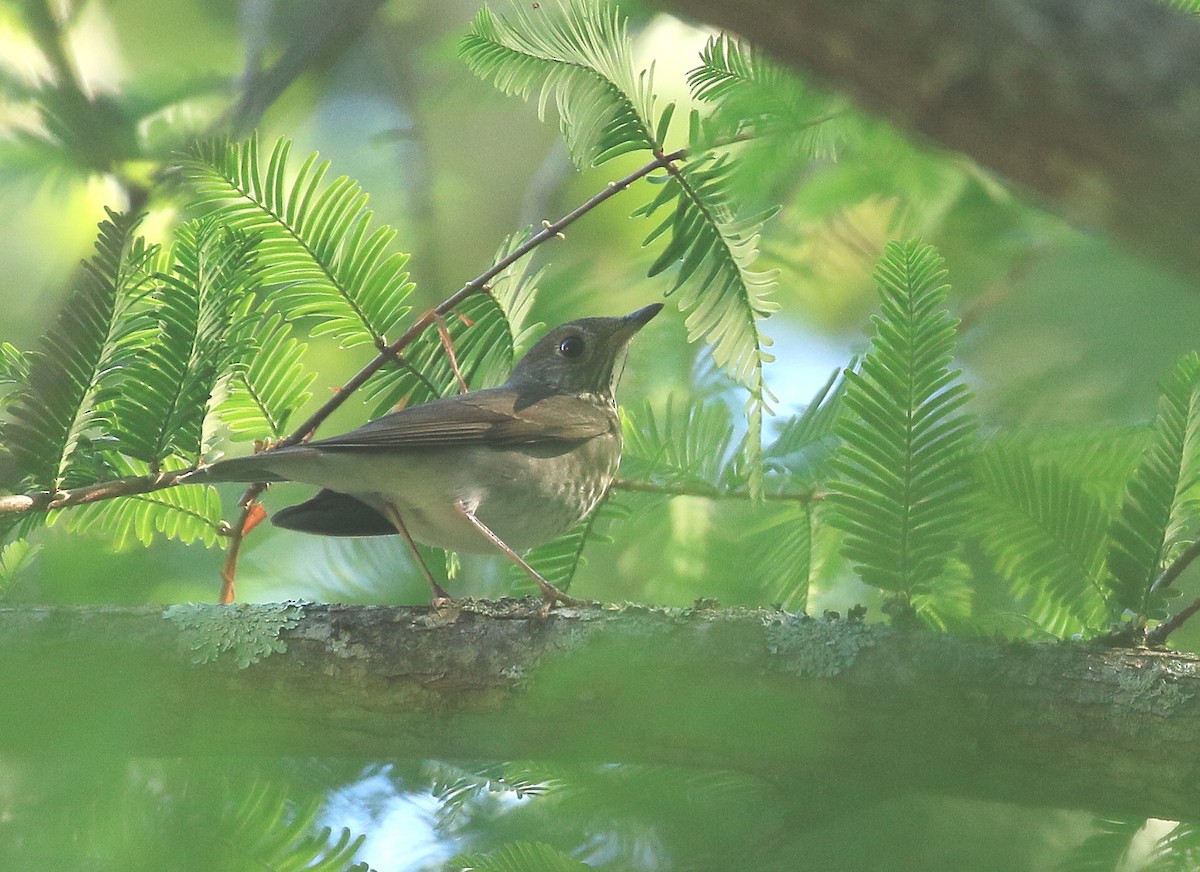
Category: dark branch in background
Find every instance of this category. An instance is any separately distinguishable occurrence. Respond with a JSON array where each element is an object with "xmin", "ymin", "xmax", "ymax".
[
  {"xmin": 220, "ymin": 0, "xmax": 389, "ymax": 137},
  {"xmin": 652, "ymin": 0, "xmax": 1200, "ymax": 281},
  {"xmin": 5, "ymin": 602, "xmax": 1199, "ymax": 821}
]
